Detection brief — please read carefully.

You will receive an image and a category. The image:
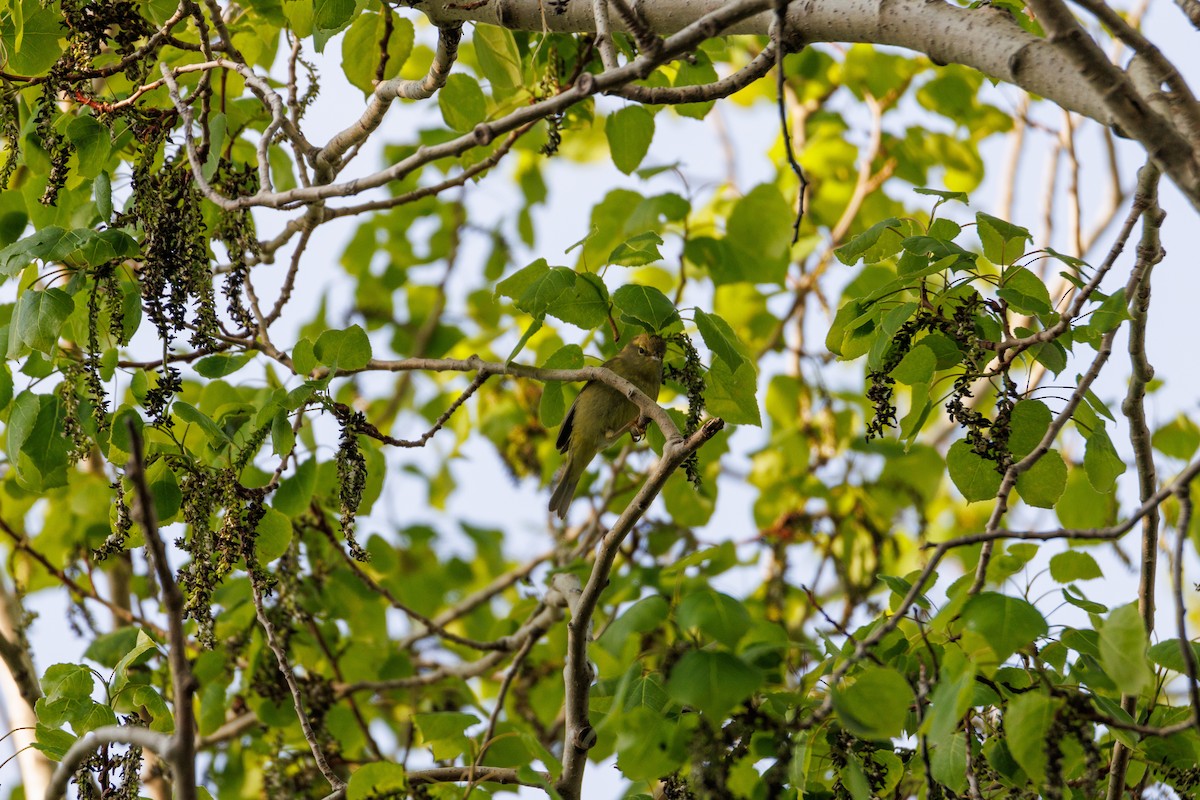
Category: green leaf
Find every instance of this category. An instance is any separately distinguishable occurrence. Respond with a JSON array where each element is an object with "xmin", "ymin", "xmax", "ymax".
[
  {"xmin": 1049, "ymin": 551, "xmax": 1103, "ymax": 583},
  {"xmin": 900, "ymin": 235, "xmax": 974, "ymax": 271},
  {"xmin": 66, "ymin": 116, "xmax": 111, "ymax": 179},
  {"xmin": 33, "ymin": 724, "xmax": 76, "ymax": 760},
  {"xmin": 347, "ymin": 762, "xmax": 408, "ymax": 800},
  {"xmin": 1098, "ymin": 602, "xmax": 1152, "ymax": 695},
  {"xmin": 130, "ymin": 684, "xmax": 173, "ymax": 732},
  {"xmin": 867, "ymin": 302, "xmax": 918, "ymax": 371},
  {"xmin": 947, "ymin": 440, "xmax": 1001, "ymax": 502},
  {"xmin": 292, "ymin": 338, "xmax": 317, "ymax": 377},
  {"xmin": 930, "ymin": 734, "xmax": 969, "ymax": 795},
  {"xmin": 438, "ymin": 73, "xmax": 488, "ymax": 132},
  {"xmin": 473, "ymin": 24, "xmax": 523, "ymax": 94},
  {"xmin": 8, "ymin": 288, "xmax": 74, "ymax": 357},
  {"xmin": 914, "ymin": 187, "xmax": 970, "ymax": 204},
  {"xmin": 672, "ymin": 52, "xmax": 719, "ymax": 119},
  {"xmin": 1148, "ymin": 639, "xmax": 1200, "ymax": 675},
  {"xmin": 548, "ymin": 271, "xmax": 609, "ymax": 330},
  {"xmin": 145, "ymin": 459, "xmax": 182, "ymax": 522},
  {"xmin": 342, "ymin": 13, "xmax": 414, "ymax": 94},
  {"xmin": 703, "ymin": 357, "xmax": 760, "ymax": 426},
  {"xmin": 1015, "ymin": 449, "xmax": 1066, "ymax": 509},
  {"xmin": 7, "ymin": 392, "xmax": 70, "ymax": 491},
  {"xmin": 510, "ymin": 263, "xmax": 577, "ymax": 317},
  {"xmin": 891, "ymin": 344, "xmax": 935, "ymax": 385},
  {"xmin": 613, "ymin": 284, "xmax": 680, "ymax": 333},
  {"xmin": 724, "ymin": 184, "xmax": 793, "ymax": 285},
  {"xmin": 676, "ymin": 590, "xmax": 751, "ymax": 649},
  {"xmin": 1152, "ymin": 415, "xmax": 1200, "ymax": 460},
  {"xmin": 1057, "ymin": 467, "xmax": 1114, "ymax": 529},
  {"xmin": 313, "ymin": 0, "xmax": 354, "ymax": 31},
  {"xmin": 960, "ymin": 592, "xmax": 1047, "ymax": 663},
  {"xmin": 598, "ymin": 595, "xmax": 669, "ymax": 656},
  {"xmin": 497, "ymin": 258, "xmax": 550, "ymax": 302},
  {"xmin": 84, "ymin": 628, "xmax": 142, "ymax": 668},
  {"xmin": 414, "ymin": 712, "xmax": 478, "ymax": 760},
  {"xmin": 997, "ymin": 267, "xmax": 1051, "ymax": 314},
  {"xmin": 0, "ymin": 1, "xmax": 65, "ymax": 74},
  {"xmin": 877, "ymin": 574, "xmax": 931, "ymax": 609},
  {"xmin": 505, "ymin": 317, "xmax": 543, "ymax": 363},
  {"xmin": 694, "ymin": 309, "xmax": 747, "ymax": 372},
  {"xmin": 825, "ymin": 298, "xmax": 867, "ymax": 357},
  {"xmin": 273, "ymin": 458, "xmax": 317, "ymax": 517},
  {"xmin": 1007, "ymin": 400, "xmax": 1051, "ymax": 459},
  {"xmin": 195, "ymin": 353, "xmax": 255, "ymax": 379},
  {"xmin": 834, "ymin": 218, "xmax": 902, "ymax": 265},
  {"xmin": 1005, "ymin": 692, "xmax": 1055, "ymax": 783},
  {"xmin": 922, "ymin": 651, "xmax": 974, "ymax": 742},
  {"xmin": 831, "ymin": 666, "xmax": 914, "ymax": 741},
  {"xmin": 314, "ymin": 325, "xmax": 372, "ymax": 371},
  {"xmin": 0, "ymin": 227, "xmax": 76, "ymax": 276},
  {"xmin": 976, "ymin": 212, "xmax": 1031, "ymax": 265},
  {"xmin": 606, "ymin": 106, "xmax": 655, "ymax": 175},
  {"xmin": 666, "ymin": 651, "xmax": 762, "ymax": 719},
  {"xmin": 1088, "ymin": 289, "xmax": 1131, "ymax": 335},
  {"xmin": 1030, "ymin": 338, "xmax": 1067, "ymax": 375},
  {"xmin": 1062, "ymin": 586, "xmax": 1107, "ymax": 614},
  {"xmin": 255, "ymin": 507, "xmax": 293, "ymax": 564},
  {"xmin": 609, "ymin": 232, "xmax": 664, "ymax": 266},
  {"xmin": 41, "ymin": 663, "xmax": 96, "ymax": 702},
  {"xmin": 175, "ymin": 401, "xmax": 231, "ymax": 446},
  {"xmin": 622, "ymin": 674, "xmax": 669, "ymax": 713},
  {"xmin": 1083, "ymin": 429, "xmax": 1125, "ymax": 492},
  {"xmin": 111, "ymin": 631, "xmax": 159, "ymax": 695},
  {"xmin": 928, "ymin": 217, "xmax": 962, "ymax": 242}
]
